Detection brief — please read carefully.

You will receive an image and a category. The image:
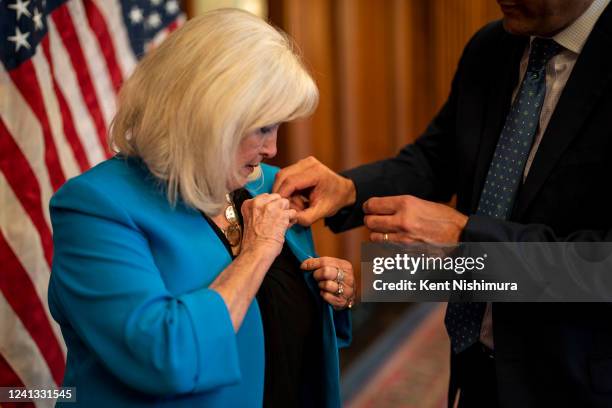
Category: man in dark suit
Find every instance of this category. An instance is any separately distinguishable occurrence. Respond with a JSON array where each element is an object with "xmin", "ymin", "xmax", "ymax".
[{"xmin": 273, "ymin": 0, "xmax": 612, "ymax": 406}]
